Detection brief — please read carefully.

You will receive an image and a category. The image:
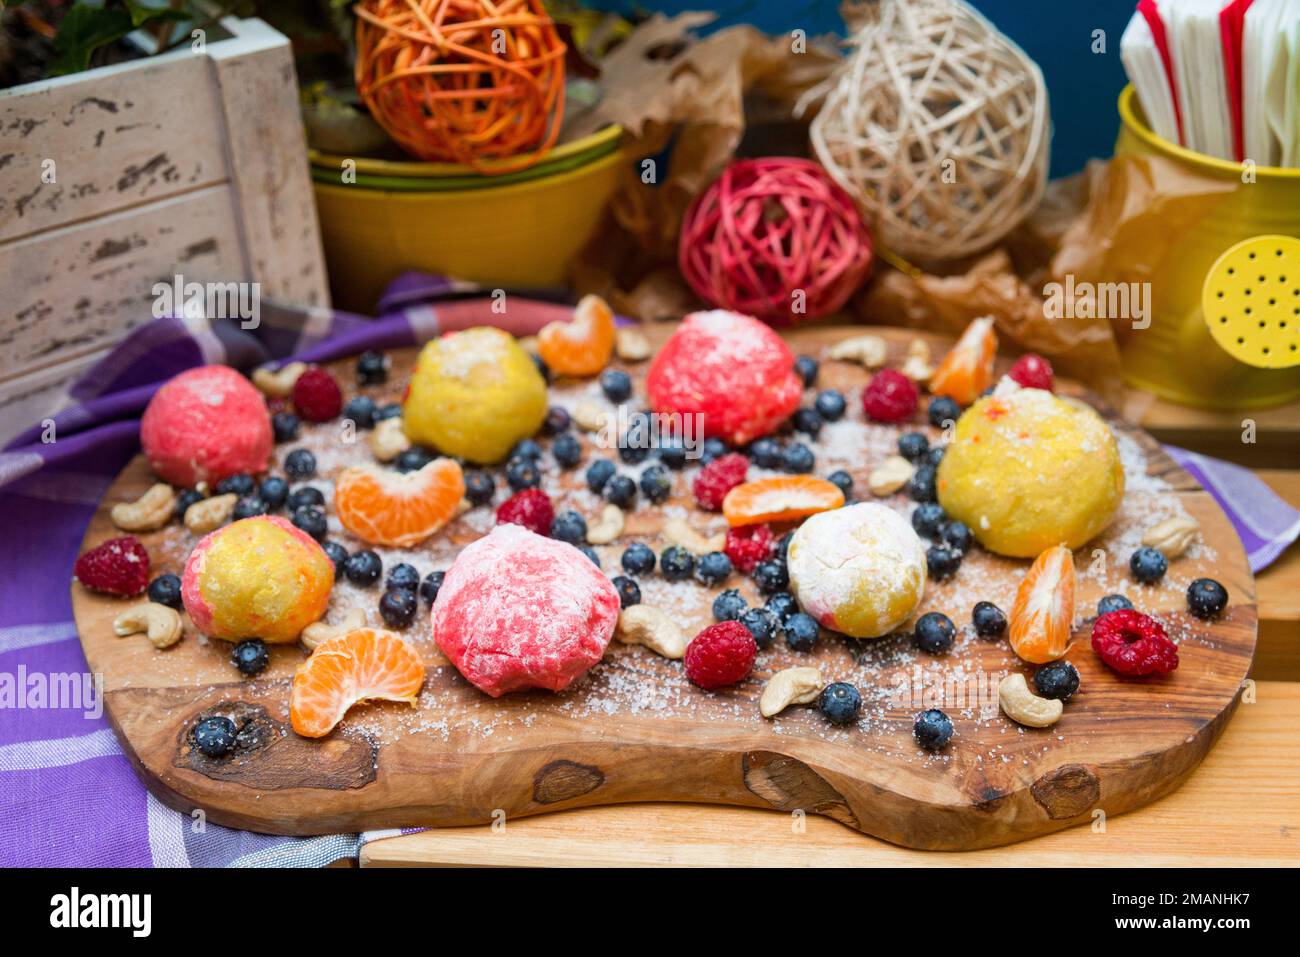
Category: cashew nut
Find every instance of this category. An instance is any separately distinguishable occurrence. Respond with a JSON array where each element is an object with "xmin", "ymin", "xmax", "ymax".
[
  {"xmin": 369, "ymin": 416, "xmax": 411, "ymax": 462},
  {"xmin": 827, "ymin": 334, "xmax": 888, "ymax": 368},
  {"xmin": 615, "ymin": 327, "xmax": 652, "ymax": 362},
  {"xmin": 663, "ymin": 517, "xmax": 726, "ymax": 554},
  {"xmin": 616, "ymin": 605, "xmax": 688, "ymax": 659},
  {"xmin": 300, "ymin": 607, "xmax": 366, "ymax": 651},
  {"xmin": 110, "ymin": 483, "xmax": 176, "ymax": 532},
  {"xmin": 760, "ymin": 666, "xmax": 824, "ymax": 718},
  {"xmin": 998, "ymin": 673, "xmax": 1063, "ymax": 728},
  {"xmin": 113, "ymin": 602, "xmax": 183, "ymax": 649},
  {"xmin": 183, "ymin": 493, "xmax": 237, "ymax": 534},
  {"xmin": 1142, "ymin": 516, "xmax": 1199, "ymax": 560},
  {"xmin": 517, "ymin": 335, "xmax": 539, "ymax": 356},
  {"xmin": 572, "ymin": 399, "xmax": 607, "ymax": 433},
  {"xmin": 867, "ymin": 456, "xmax": 915, "ymax": 496},
  {"xmin": 586, "ymin": 504, "xmax": 625, "ymax": 545},
  {"xmin": 900, "ymin": 339, "xmax": 934, "ymax": 383},
  {"xmin": 252, "ymin": 361, "xmax": 306, "ymax": 398}
]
